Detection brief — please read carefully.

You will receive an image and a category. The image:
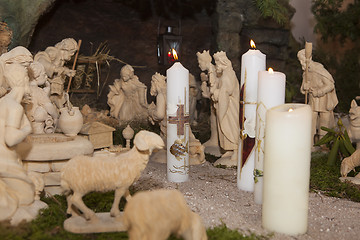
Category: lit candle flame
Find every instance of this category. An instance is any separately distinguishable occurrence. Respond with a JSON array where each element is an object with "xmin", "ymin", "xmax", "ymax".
[
  {"xmin": 268, "ymin": 67, "xmax": 274, "ymax": 74},
  {"xmin": 172, "ymin": 48, "xmax": 178, "ymax": 60},
  {"xmin": 250, "ymin": 39, "xmax": 256, "ymax": 49},
  {"xmin": 288, "ymin": 108, "xmax": 294, "ymax": 112}
]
